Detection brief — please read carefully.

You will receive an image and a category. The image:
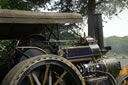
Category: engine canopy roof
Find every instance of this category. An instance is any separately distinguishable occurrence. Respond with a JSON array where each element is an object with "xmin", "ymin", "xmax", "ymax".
[{"xmin": 0, "ymin": 9, "xmax": 83, "ymax": 39}]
